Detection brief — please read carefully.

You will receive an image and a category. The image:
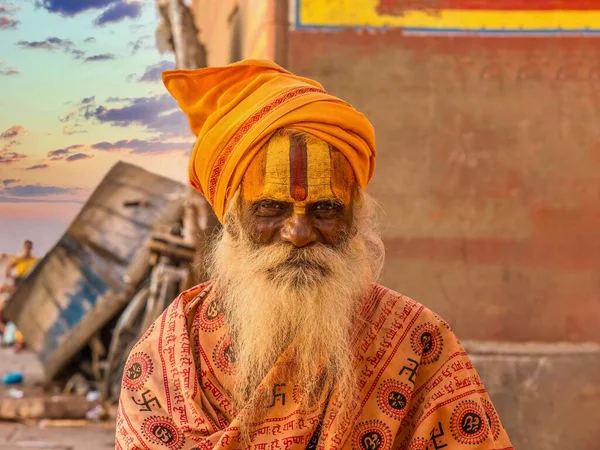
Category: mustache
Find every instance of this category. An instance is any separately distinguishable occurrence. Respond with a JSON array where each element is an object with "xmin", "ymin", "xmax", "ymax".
[{"xmin": 260, "ymin": 244, "xmax": 338, "ymax": 280}]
